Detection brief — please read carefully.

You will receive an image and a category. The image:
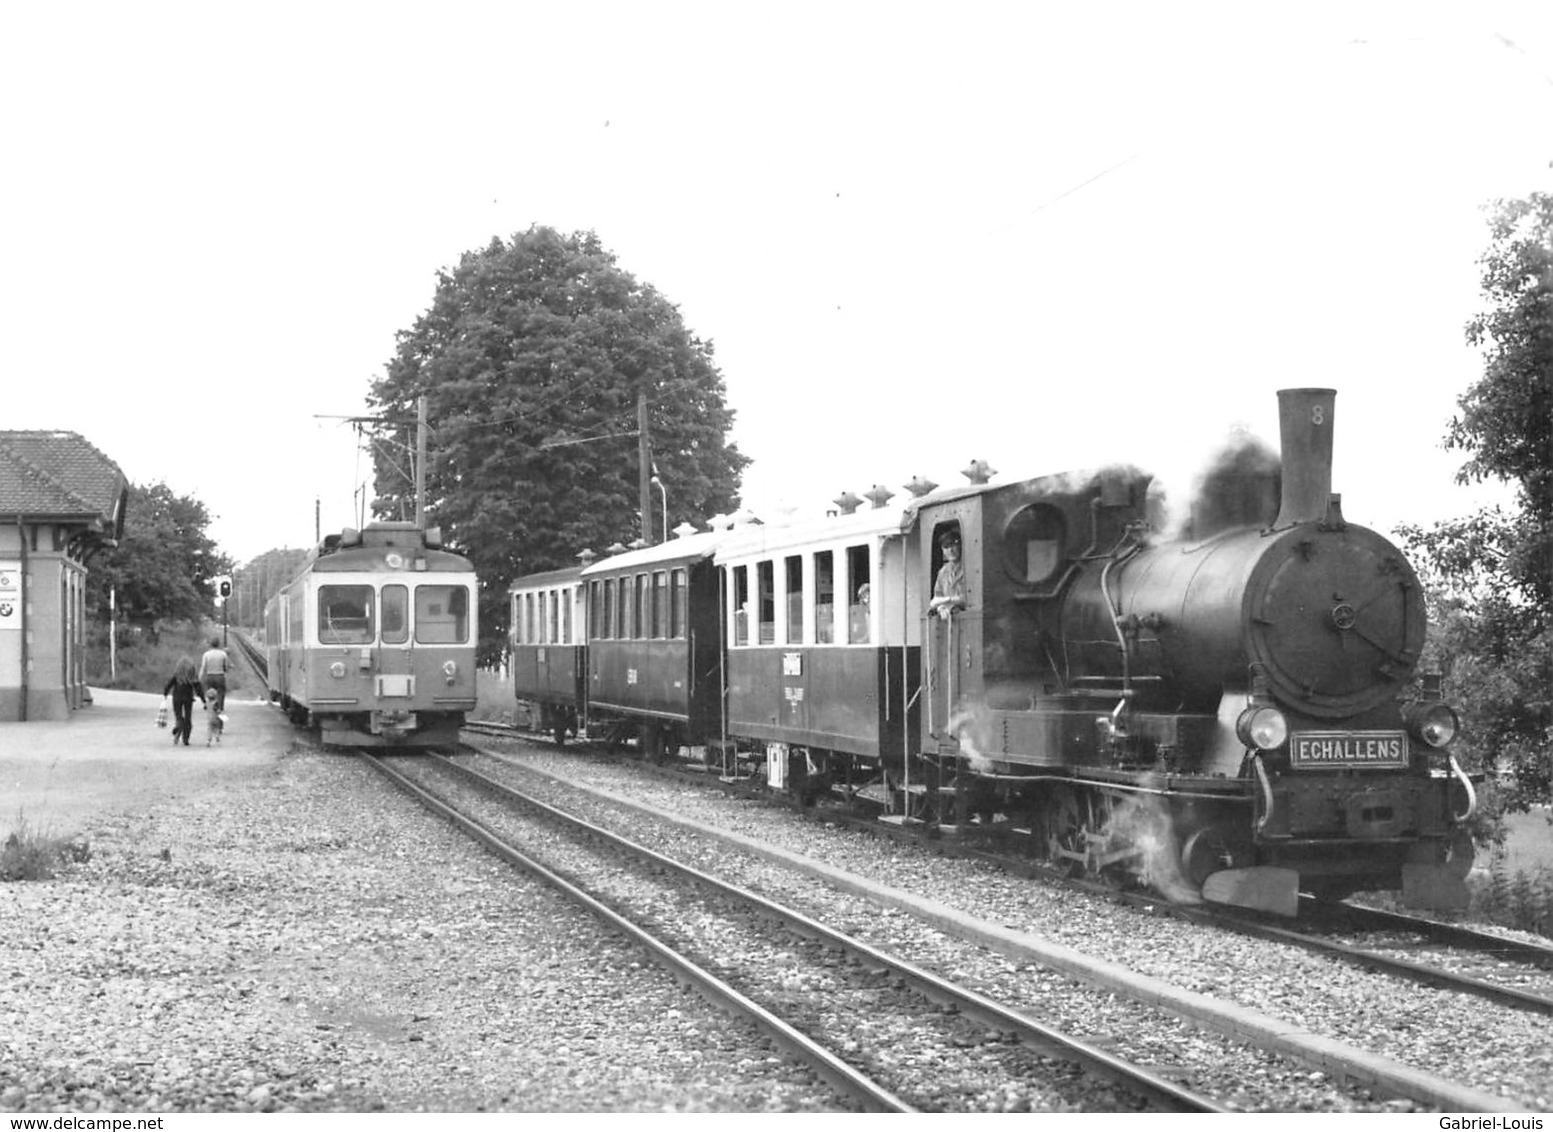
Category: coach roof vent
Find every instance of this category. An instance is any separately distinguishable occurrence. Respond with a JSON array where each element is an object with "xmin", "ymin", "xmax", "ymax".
[
  {"xmin": 577, "ymin": 548, "xmax": 597, "ymax": 565},
  {"xmin": 865, "ymin": 484, "xmax": 894, "ymax": 509},
  {"xmin": 833, "ymin": 491, "xmax": 863, "ymax": 515},
  {"xmin": 672, "ymin": 521, "xmax": 699, "ymax": 539},
  {"xmin": 961, "ymin": 459, "xmax": 996, "ymax": 485},
  {"xmin": 903, "ymin": 475, "xmax": 937, "ymax": 498},
  {"xmin": 606, "ymin": 541, "xmax": 628, "ymax": 554}
]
